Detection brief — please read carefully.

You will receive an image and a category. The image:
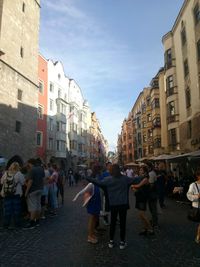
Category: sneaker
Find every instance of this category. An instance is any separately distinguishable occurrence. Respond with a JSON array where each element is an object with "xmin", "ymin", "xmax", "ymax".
[
  {"xmin": 87, "ymin": 236, "xmax": 98, "ymax": 244},
  {"xmin": 23, "ymin": 222, "xmax": 35, "ymax": 230},
  {"xmin": 119, "ymin": 241, "xmax": 127, "ymax": 250},
  {"xmin": 108, "ymin": 240, "xmax": 114, "ymax": 248}
]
